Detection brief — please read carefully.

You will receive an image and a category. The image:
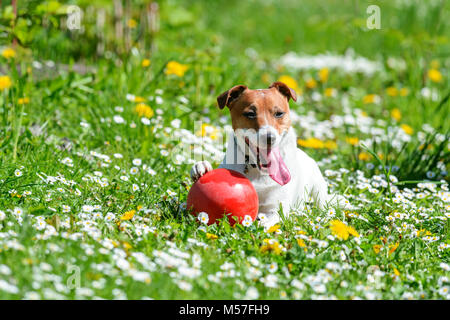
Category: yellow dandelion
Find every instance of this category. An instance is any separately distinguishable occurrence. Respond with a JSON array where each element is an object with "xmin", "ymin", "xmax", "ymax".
[
  {"xmin": 373, "ymin": 244, "xmax": 382, "ymax": 254},
  {"xmin": 267, "ymin": 224, "xmax": 281, "ymax": 234},
  {"xmin": 123, "ymin": 242, "xmax": 132, "ymax": 250},
  {"xmin": 165, "ymin": 61, "xmax": 189, "ymax": 77},
  {"xmin": 330, "ymin": 220, "xmax": 350, "ymax": 240},
  {"xmin": 120, "ymin": 209, "xmax": 136, "ymax": 221},
  {"xmin": 305, "ymin": 78, "xmax": 317, "ymax": 89},
  {"xmin": 399, "ymin": 88, "xmax": 409, "ymax": 96},
  {"xmin": 346, "ymin": 225, "xmax": 359, "ymax": 238},
  {"xmin": 141, "ymin": 59, "xmax": 151, "ymax": 67},
  {"xmin": 2, "ymin": 47, "xmax": 15, "ymax": 59},
  {"xmin": 206, "ymin": 233, "xmax": 218, "ymax": 240},
  {"xmin": 127, "ymin": 18, "xmax": 138, "ymax": 28},
  {"xmin": 18, "ymin": 97, "xmax": 30, "ymax": 105},
  {"xmin": 324, "ymin": 140, "xmax": 337, "ymax": 150},
  {"xmin": 277, "ymin": 75, "xmax": 299, "ymax": 91},
  {"xmin": 318, "ymin": 68, "xmax": 329, "ymax": 82},
  {"xmin": 428, "ymin": 69, "xmax": 442, "ymax": 83},
  {"xmin": 135, "ymin": 103, "xmax": 154, "ymax": 118},
  {"xmin": 297, "ymin": 137, "xmax": 324, "ymax": 149},
  {"xmin": 358, "ymin": 152, "xmax": 372, "ymax": 161},
  {"xmin": 296, "ymin": 238, "xmax": 306, "ymax": 248},
  {"xmin": 260, "ymin": 239, "xmax": 282, "ymax": 255},
  {"xmin": 324, "ymin": 87, "xmax": 336, "ymax": 97},
  {"xmin": 0, "ymin": 75, "xmax": 12, "ymax": 90},
  {"xmin": 330, "ymin": 220, "xmax": 358, "ymax": 240},
  {"xmin": 391, "ymin": 108, "xmax": 401, "ymax": 121},
  {"xmin": 400, "ymin": 124, "xmax": 413, "ymax": 135},
  {"xmin": 393, "ymin": 267, "xmax": 400, "ymax": 277},
  {"xmin": 363, "ymin": 94, "xmax": 379, "ymax": 104},
  {"xmin": 346, "ymin": 137, "xmax": 359, "ymax": 146},
  {"xmin": 386, "ymin": 87, "xmax": 398, "ymax": 97},
  {"xmin": 134, "ymin": 96, "xmax": 146, "ymax": 103}
]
